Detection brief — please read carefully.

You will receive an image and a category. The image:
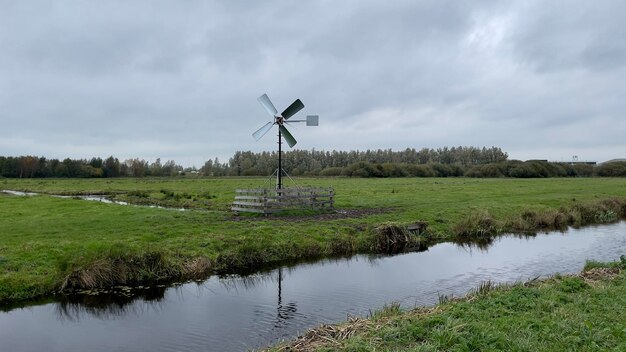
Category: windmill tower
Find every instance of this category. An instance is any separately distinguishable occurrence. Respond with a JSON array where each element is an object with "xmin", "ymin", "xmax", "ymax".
[
  {"xmin": 253, "ymin": 93, "xmax": 319, "ymax": 189},
  {"xmin": 231, "ymin": 94, "xmax": 333, "ymax": 215}
]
